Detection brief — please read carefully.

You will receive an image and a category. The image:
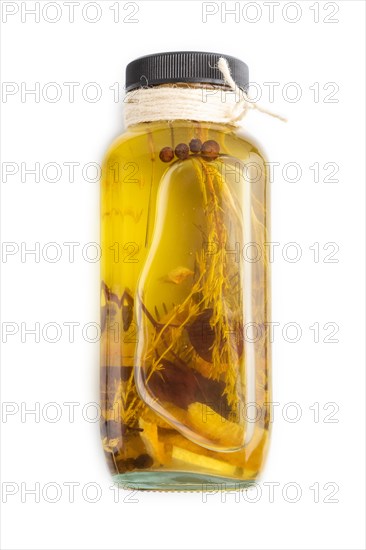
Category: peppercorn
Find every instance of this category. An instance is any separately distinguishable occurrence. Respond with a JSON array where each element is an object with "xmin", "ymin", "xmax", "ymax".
[
  {"xmin": 189, "ymin": 138, "xmax": 202, "ymax": 153},
  {"xmin": 120, "ymin": 457, "xmax": 136, "ymax": 472},
  {"xmin": 201, "ymin": 140, "xmax": 220, "ymax": 160},
  {"xmin": 175, "ymin": 143, "xmax": 190, "ymax": 160},
  {"xmin": 159, "ymin": 147, "xmax": 174, "ymax": 162},
  {"xmin": 134, "ymin": 454, "xmax": 153, "ymax": 469}
]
